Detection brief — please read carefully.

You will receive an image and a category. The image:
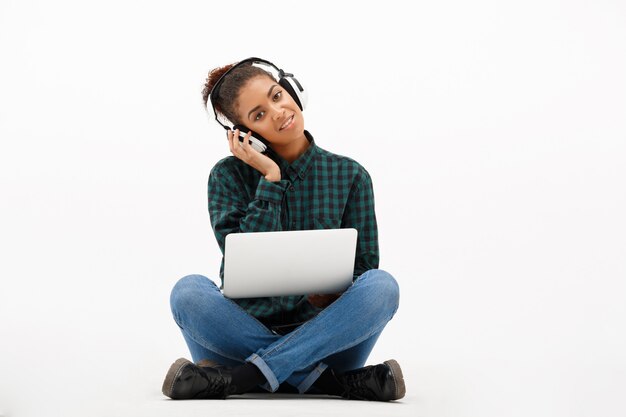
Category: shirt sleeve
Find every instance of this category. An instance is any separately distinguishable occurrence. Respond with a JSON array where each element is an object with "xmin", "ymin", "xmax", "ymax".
[
  {"xmin": 341, "ymin": 168, "xmax": 380, "ymax": 280},
  {"xmin": 208, "ymin": 163, "xmax": 291, "ymax": 257}
]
